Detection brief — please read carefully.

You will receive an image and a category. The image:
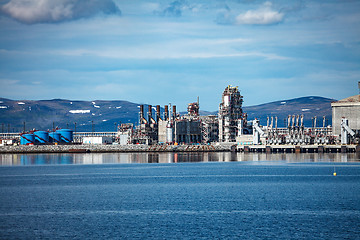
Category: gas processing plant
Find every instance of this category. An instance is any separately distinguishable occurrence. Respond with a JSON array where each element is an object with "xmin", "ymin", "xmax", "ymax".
[
  {"xmin": 115, "ymin": 84, "xmax": 360, "ymax": 150},
  {"xmin": 1, "ymin": 84, "xmax": 360, "ymax": 152}
]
